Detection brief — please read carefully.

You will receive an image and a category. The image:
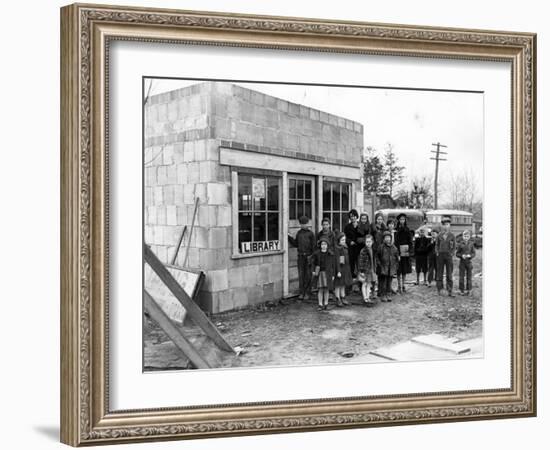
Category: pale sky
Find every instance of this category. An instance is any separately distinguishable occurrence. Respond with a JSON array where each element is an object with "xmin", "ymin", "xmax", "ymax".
[{"xmin": 145, "ymin": 78, "xmax": 484, "ymax": 203}]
